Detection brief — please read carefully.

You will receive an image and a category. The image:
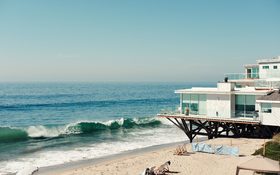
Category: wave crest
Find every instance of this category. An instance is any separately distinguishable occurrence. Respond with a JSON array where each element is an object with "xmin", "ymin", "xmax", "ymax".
[
  {"xmin": 67, "ymin": 118, "xmax": 162, "ymax": 134},
  {"xmin": 0, "ymin": 117, "xmax": 163, "ymax": 143},
  {"xmin": 0, "ymin": 127, "xmax": 28, "ymax": 143}
]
